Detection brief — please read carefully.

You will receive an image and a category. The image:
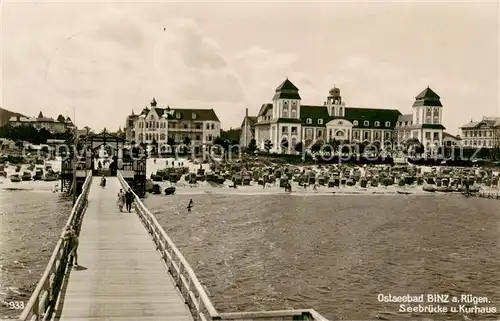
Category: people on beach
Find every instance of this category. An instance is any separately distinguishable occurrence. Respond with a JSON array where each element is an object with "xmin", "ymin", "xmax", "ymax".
[
  {"xmin": 61, "ymin": 226, "xmax": 79, "ymax": 267},
  {"xmin": 100, "ymin": 175, "xmax": 106, "ymax": 188},
  {"xmin": 187, "ymin": 198, "xmax": 194, "ymax": 212},
  {"xmin": 117, "ymin": 189, "xmax": 125, "ymax": 212},
  {"xmin": 125, "ymin": 188, "xmax": 134, "ymax": 212}
]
